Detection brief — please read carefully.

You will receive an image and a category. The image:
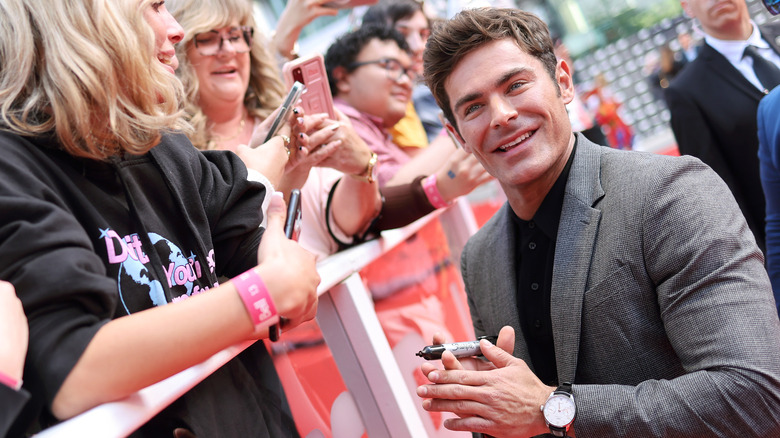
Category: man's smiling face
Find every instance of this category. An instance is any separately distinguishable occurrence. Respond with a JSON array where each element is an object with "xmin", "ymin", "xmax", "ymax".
[{"xmin": 445, "ymin": 38, "xmax": 574, "ymax": 190}]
